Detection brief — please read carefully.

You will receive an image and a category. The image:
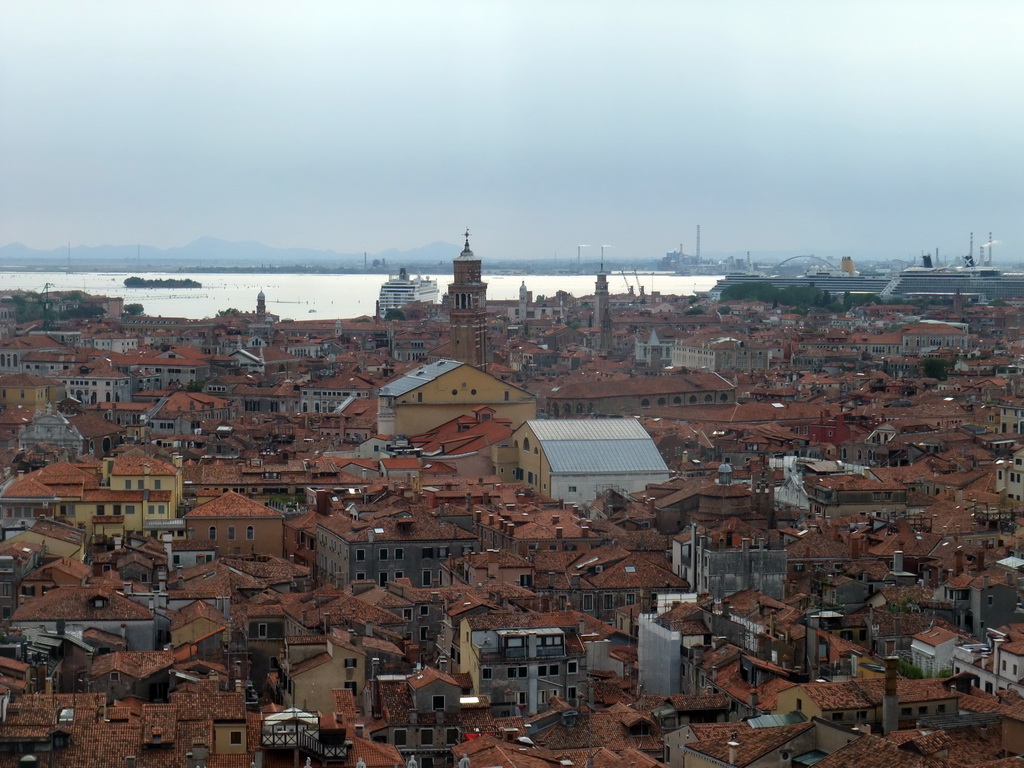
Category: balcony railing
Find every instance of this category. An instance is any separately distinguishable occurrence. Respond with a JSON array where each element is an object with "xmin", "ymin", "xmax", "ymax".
[{"xmin": 482, "ymin": 646, "xmax": 574, "ymax": 662}]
